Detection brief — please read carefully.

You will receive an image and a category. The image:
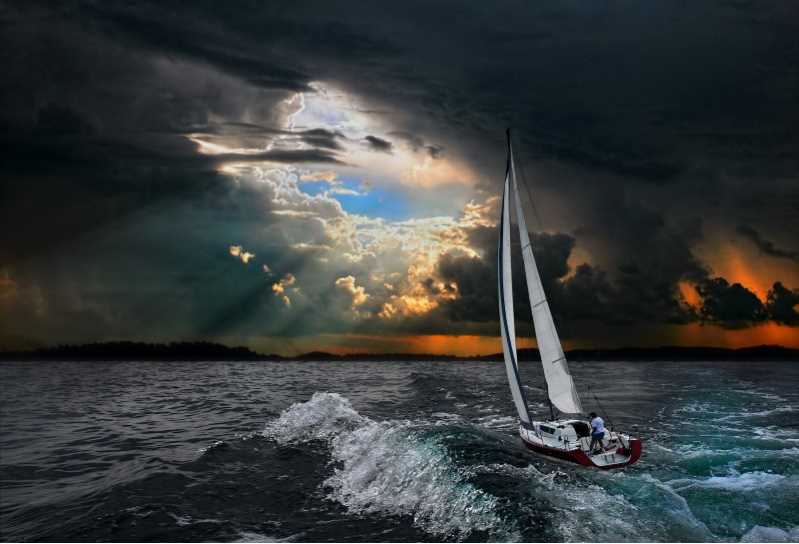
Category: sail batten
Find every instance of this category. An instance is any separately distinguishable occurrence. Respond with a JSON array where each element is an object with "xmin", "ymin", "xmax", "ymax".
[{"xmin": 508, "ymin": 139, "xmax": 583, "ymax": 415}]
